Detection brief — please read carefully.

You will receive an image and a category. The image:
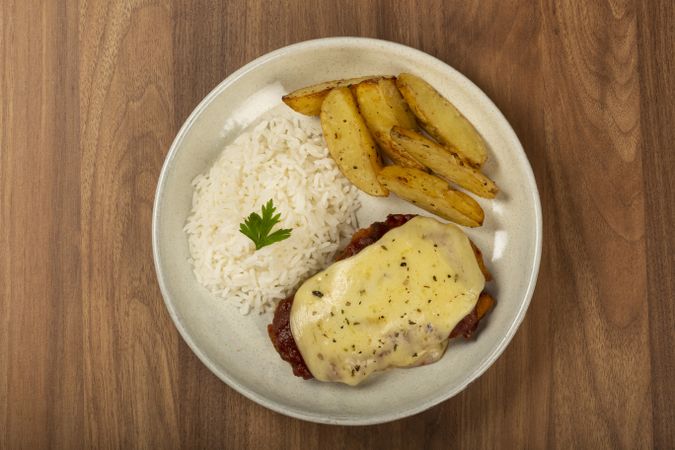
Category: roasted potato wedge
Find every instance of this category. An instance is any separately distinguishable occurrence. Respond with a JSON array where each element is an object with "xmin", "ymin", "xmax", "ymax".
[
  {"xmin": 354, "ymin": 79, "xmax": 425, "ymax": 169},
  {"xmin": 378, "ymin": 77, "xmax": 418, "ymax": 129},
  {"xmin": 390, "ymin": 126, "xmax": 498, "ymax": 198},
  {"xmin": 321, "ymin": 88, "xmax": 388, "ymax": 196},
  {"xmin": 377, "ymin": 166, "xmax": 484, "ymax": 227},
  {"xmin": 396, "ymin": 73, "xmax": 488, "ymax": 167},
  {"xmin": 283, "ymin": 76, "xmax": 391, "ymax": 116}
]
